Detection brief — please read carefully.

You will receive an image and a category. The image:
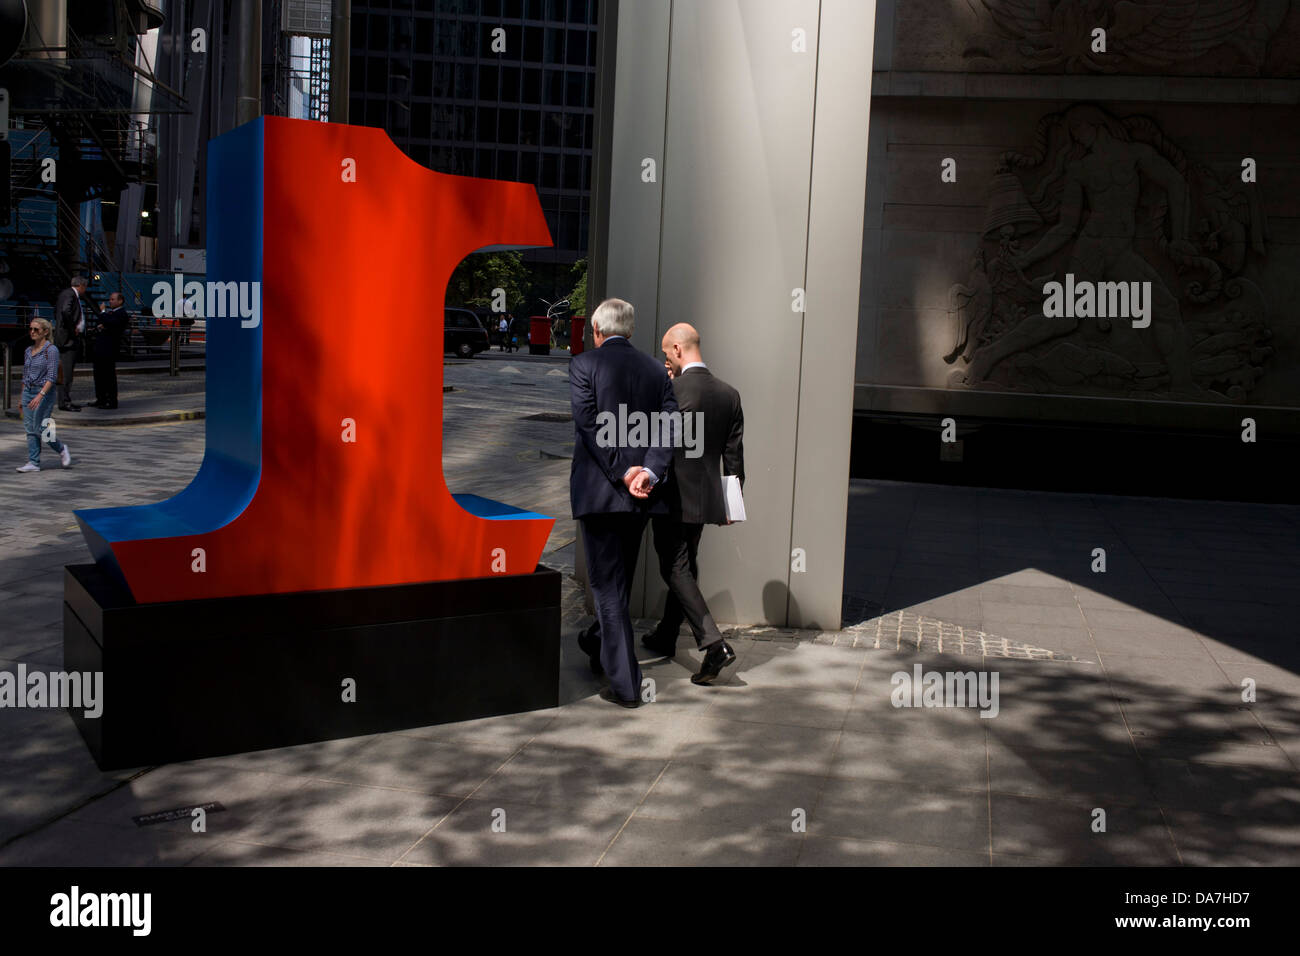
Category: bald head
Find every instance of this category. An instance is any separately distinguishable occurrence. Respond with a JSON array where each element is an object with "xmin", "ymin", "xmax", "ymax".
[{"xmin": 661, "ymin": 322, "xmax": 703, "ymax": 378}]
